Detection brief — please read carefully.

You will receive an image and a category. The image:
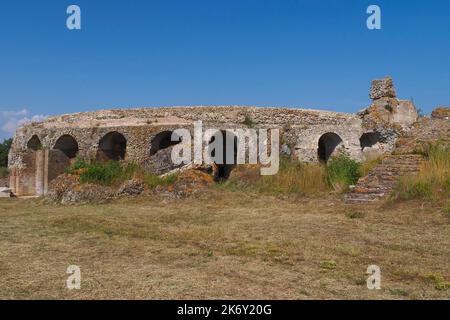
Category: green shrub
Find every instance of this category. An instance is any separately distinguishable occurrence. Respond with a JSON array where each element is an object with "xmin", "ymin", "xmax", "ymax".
[
  {"xmin": 326, "ymin": 154, "xmax": 361, "ymax": 191},
  {"xmin": 79, "ymin": 161, "xmax": 139, "ymax": 186},
  {"xmin": 67, "ymin": 158, "xmax": 179, "ymax": 189},
  {"xmin": 65, "ymin": 157, "xmax": 89, "ymax": 173}
]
